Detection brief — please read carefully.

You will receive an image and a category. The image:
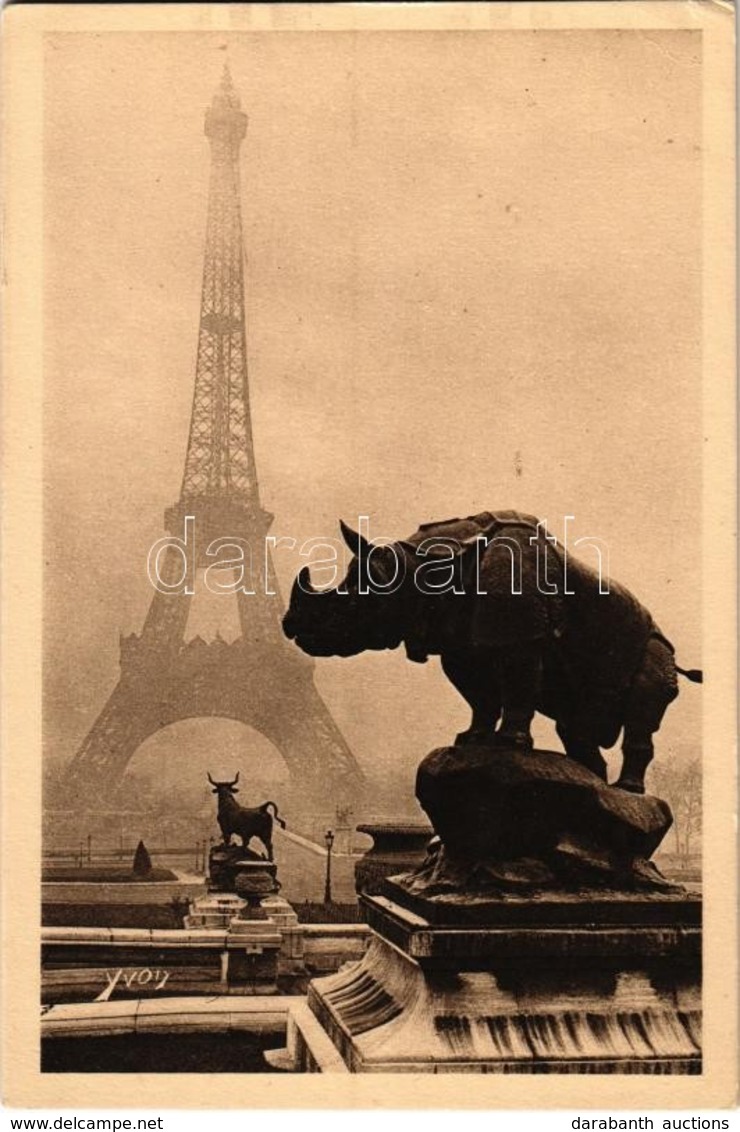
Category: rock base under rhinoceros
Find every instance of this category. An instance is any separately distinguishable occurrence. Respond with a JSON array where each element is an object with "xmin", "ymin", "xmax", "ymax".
[{"xmin": 405, "ymin": 744, "xmax": 681, "ymax": 898}]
